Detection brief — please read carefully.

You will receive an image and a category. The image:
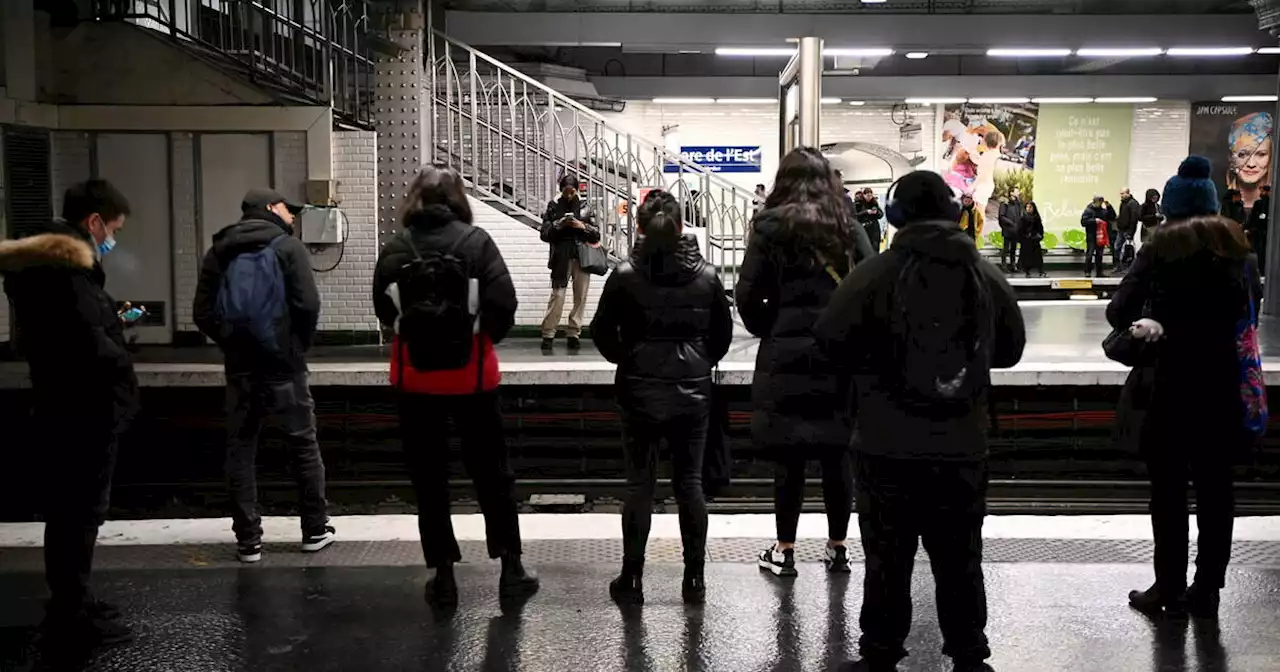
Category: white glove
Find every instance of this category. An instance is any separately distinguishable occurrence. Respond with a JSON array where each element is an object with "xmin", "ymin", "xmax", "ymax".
[{"xmin": 1130, "ymin": 317, "xmax": 1164, "ymax": 342}]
